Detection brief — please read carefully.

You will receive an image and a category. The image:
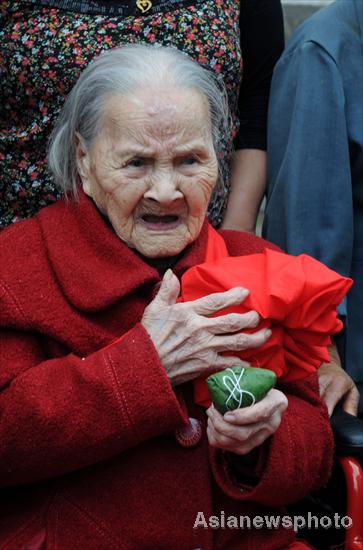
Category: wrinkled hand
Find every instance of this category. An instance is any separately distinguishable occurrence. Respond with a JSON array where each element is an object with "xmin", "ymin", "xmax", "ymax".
[
  {"xmin": 318, "ymin": 345, "xmax": 359, "ymax": 416},
  {"xmin": 206, "ymin": 389, "xmax": 288, "ymax": 455},
  {"xmin": 141, "ymin": 269, "xmax": 271, "ymax": 386}
]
